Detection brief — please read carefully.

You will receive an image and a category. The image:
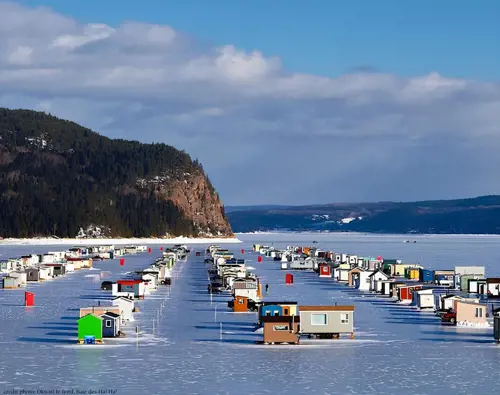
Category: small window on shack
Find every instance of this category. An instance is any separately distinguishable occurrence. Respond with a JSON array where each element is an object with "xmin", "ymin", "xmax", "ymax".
[
  {"xmin": 106, "ymin": 320, "xmax": 112, "ymax": 328},
  {"xmin": 284, "ymin": 308, "xmax": 289, "ymax": 315},
  {"xmin": 311, "ymin": 313, "xmax": 327, "ymax": 325},
  {"xmin": 341, "ymin": 313, "xmax": 349, "ymax": 324},
  {"xmin": 265, "ymin": 311, "xmax": 271, "ymax": 316},
  {"xmin": 274, "ymin": 310, "xmax": 279, "ymax": 316},
  {"xmin": 238, "ymin": 299, "xmax": 244, "ymax": 305},
  {"xmin": 476, "ymin": 308, "xmax": 483, "ymax": 318}
]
